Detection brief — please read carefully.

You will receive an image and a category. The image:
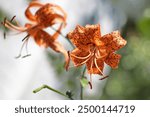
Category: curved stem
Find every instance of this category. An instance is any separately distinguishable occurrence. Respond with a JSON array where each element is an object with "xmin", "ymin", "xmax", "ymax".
[
  {"xmin": 33, "ymin": 84, "xmax": 74, "ymax": 100},
  {"xmin": 50, "ymin": 26, "xmax": 75, "ymax": 48}
]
